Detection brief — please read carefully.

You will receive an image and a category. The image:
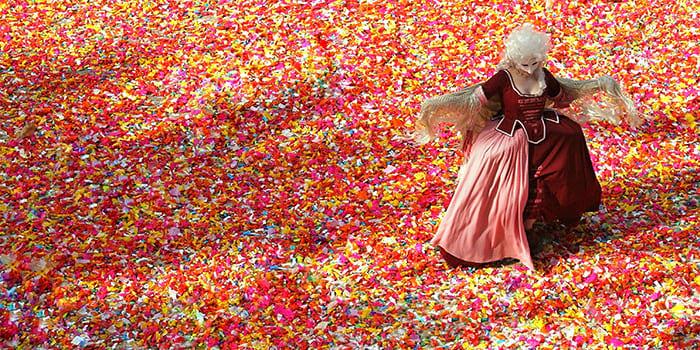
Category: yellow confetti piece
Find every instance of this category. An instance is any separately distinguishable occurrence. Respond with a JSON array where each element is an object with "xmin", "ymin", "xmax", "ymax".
[{"xmin": 670, "ymin": 303, "xmax": 686, "ymax": 316}]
